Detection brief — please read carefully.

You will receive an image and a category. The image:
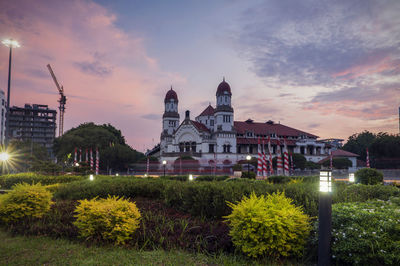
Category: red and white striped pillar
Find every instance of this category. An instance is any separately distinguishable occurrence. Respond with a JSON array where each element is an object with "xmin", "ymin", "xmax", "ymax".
[{"xmin": 95, "ymin": 148, "xmax": 99, "ymax": 175}]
